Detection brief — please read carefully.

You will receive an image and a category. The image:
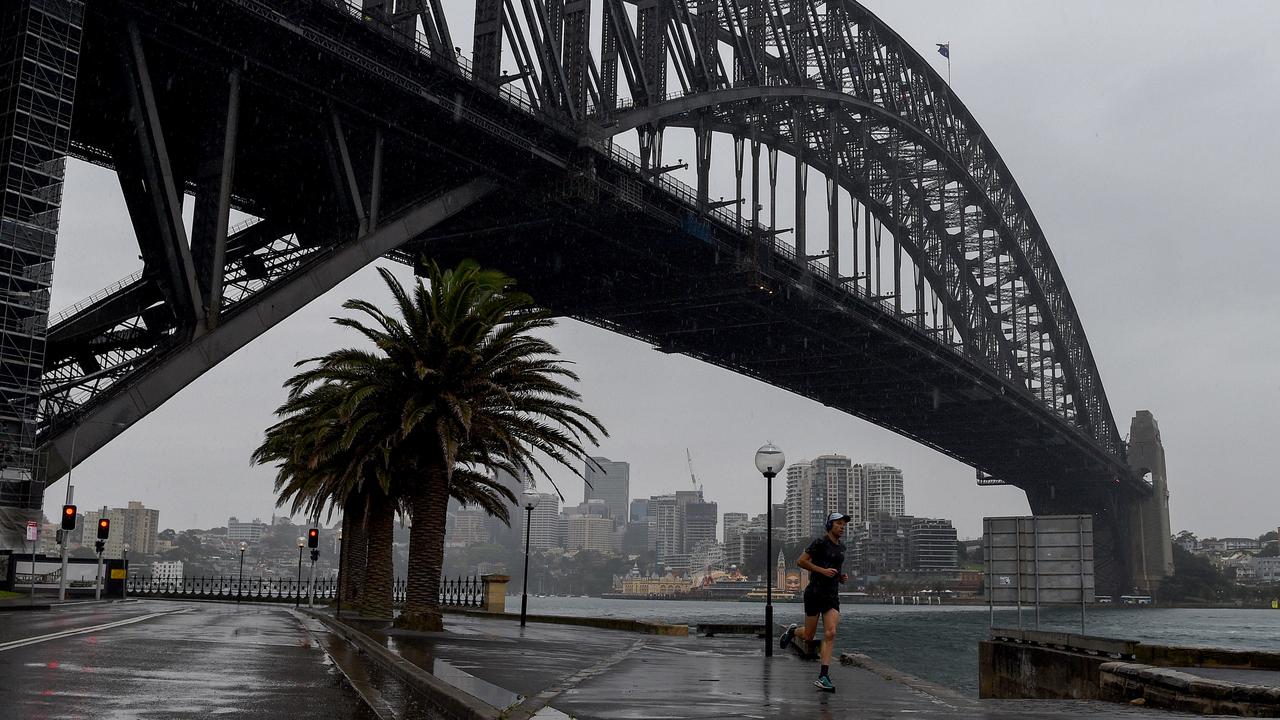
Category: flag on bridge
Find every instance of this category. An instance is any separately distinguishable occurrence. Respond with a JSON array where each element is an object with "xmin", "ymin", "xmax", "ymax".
[{"xmin": 936, "ymin": 43, "xmax": 950, "ymax": 59}]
